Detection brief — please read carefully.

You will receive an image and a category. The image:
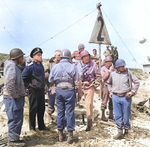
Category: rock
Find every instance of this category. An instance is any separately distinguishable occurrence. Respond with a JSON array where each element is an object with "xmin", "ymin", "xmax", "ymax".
[{"xmin": 137, "ymin": 99, "xmax": 148, "ymax": 106}]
